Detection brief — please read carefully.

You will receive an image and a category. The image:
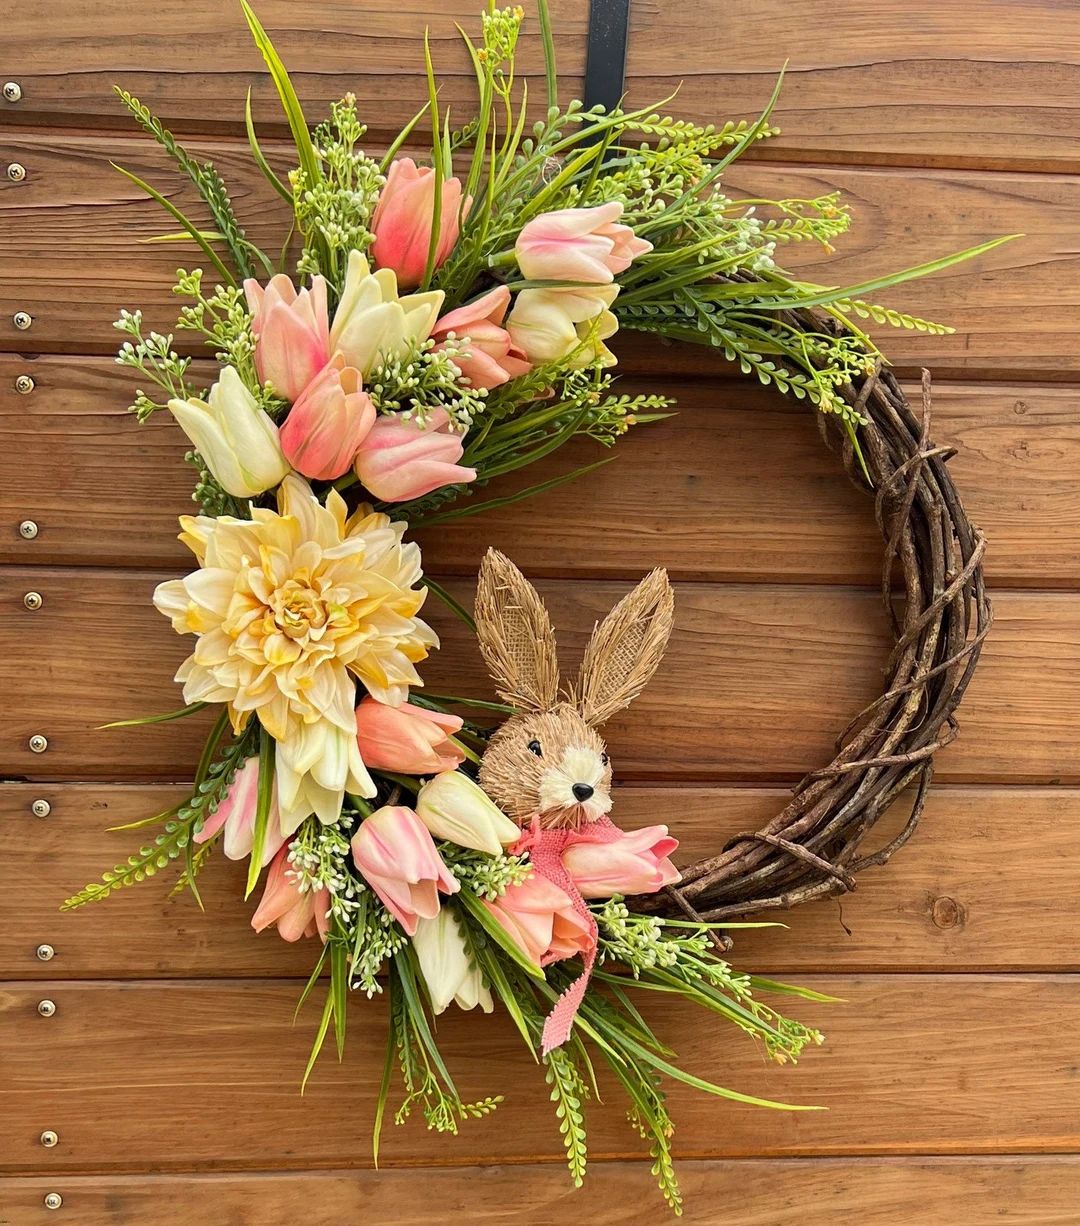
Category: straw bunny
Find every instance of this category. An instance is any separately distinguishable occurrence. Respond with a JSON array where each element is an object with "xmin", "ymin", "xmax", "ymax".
[{"xmin": 474, "ymin": 549, "xmax": 679, "ymax": 1051}]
